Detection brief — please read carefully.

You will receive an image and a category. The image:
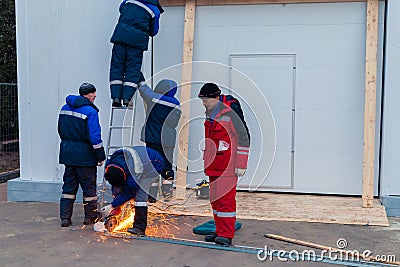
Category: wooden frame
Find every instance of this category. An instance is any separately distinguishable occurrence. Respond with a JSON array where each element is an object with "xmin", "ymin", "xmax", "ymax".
[
  {"xmin": 362, "ymin": 0, "xmax": 379, "ymax": 208},
  {"xmin": 174, "ymin": 0, "xmax": 379, "ymax": 207},
  {"xmin": 176, "ymin": 0, "xmax": 196, "ymax": 199},
  {"xmin": 161, "ymin": 0, "xmax": 369, "ymax": 6}
]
